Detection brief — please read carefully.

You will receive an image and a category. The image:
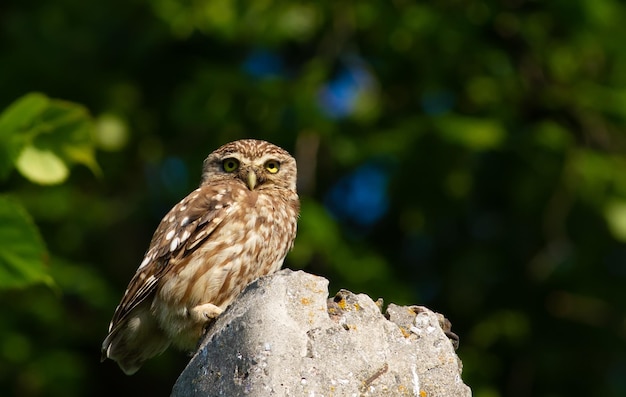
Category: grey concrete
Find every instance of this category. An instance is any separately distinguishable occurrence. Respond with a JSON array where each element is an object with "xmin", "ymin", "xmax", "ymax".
[{"xmin": 171, "ymin": 269, "xmax": 471, "ymax": 397}]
